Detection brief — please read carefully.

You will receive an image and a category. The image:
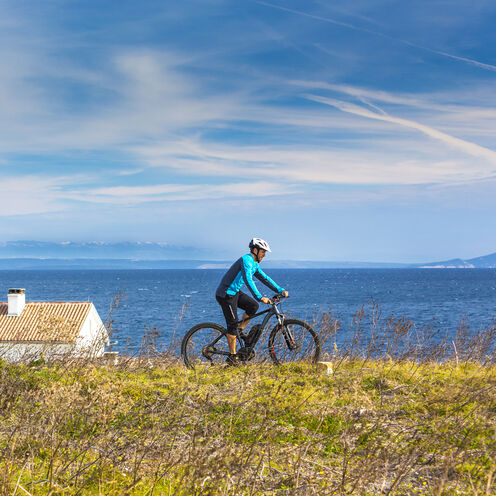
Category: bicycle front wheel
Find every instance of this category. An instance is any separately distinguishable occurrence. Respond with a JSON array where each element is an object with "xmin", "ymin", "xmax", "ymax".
[
  {"xmin": 267, "ymin": 319, "xmax": 320, "ymax": 365},
  {"xmin": 181, "ymin": 323, "xmax": 229, "ymax": 369}
]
